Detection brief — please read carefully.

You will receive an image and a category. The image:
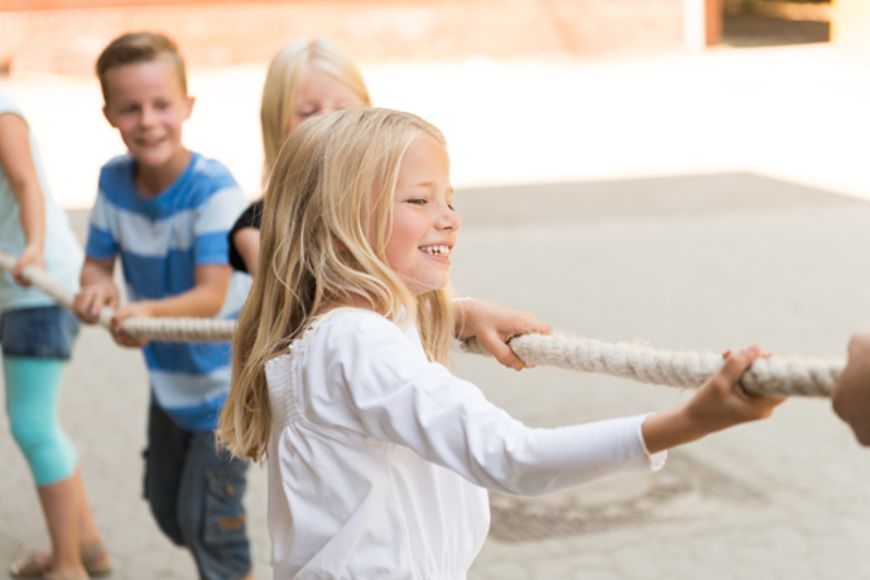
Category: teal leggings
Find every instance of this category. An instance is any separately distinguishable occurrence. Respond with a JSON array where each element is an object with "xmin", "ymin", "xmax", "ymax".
[{"xmin": 4, "ymin": 356, "xmax": 78, "ymax": 486}]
